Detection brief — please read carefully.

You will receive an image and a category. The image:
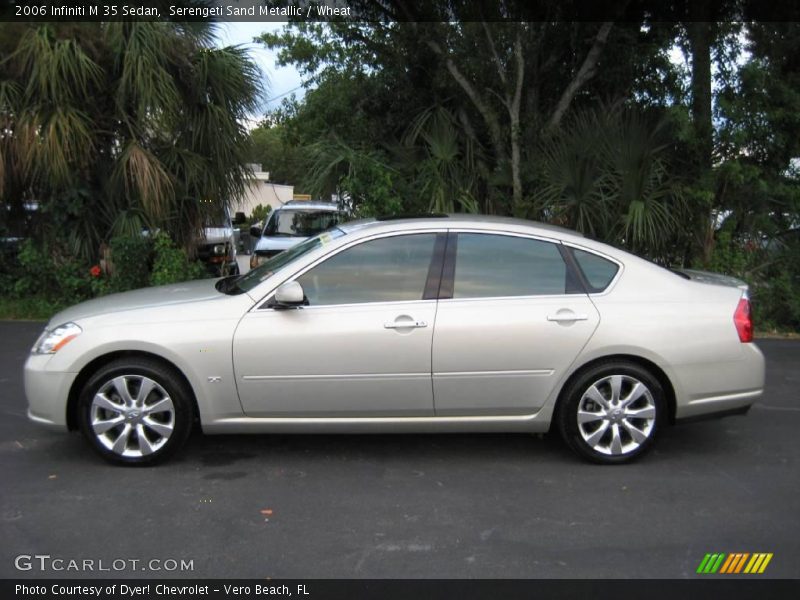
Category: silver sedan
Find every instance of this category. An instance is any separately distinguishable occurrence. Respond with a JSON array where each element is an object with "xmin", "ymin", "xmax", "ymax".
[{"xmin": 24, "ymin": 216, "xmax": 765, "ymax": 465}]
